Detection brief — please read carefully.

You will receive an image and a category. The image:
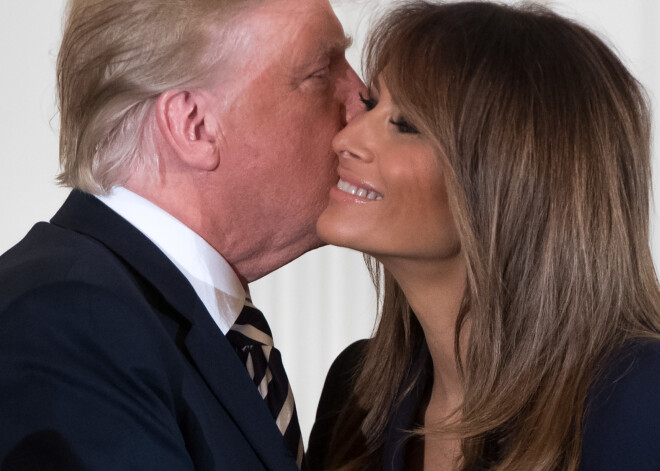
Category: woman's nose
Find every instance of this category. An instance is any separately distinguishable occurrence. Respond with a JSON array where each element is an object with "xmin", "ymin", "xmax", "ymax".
[{"xmin": 332, "ymin": 117, "xmax": 375, "ymax": 164}]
